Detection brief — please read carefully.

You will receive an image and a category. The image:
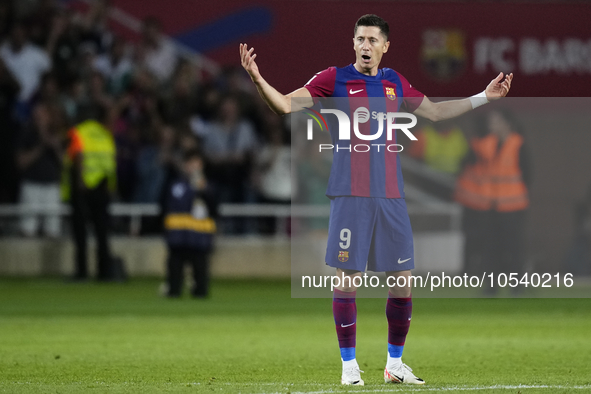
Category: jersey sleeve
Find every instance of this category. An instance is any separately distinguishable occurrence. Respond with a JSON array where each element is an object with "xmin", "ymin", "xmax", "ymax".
[
  {"xmin": 304, "ymin": 67, "xmax": 336, "ymax": 99},
  {"xmin": 396, "ymin": 72, "xmax": 425, "ymax": 113}
]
